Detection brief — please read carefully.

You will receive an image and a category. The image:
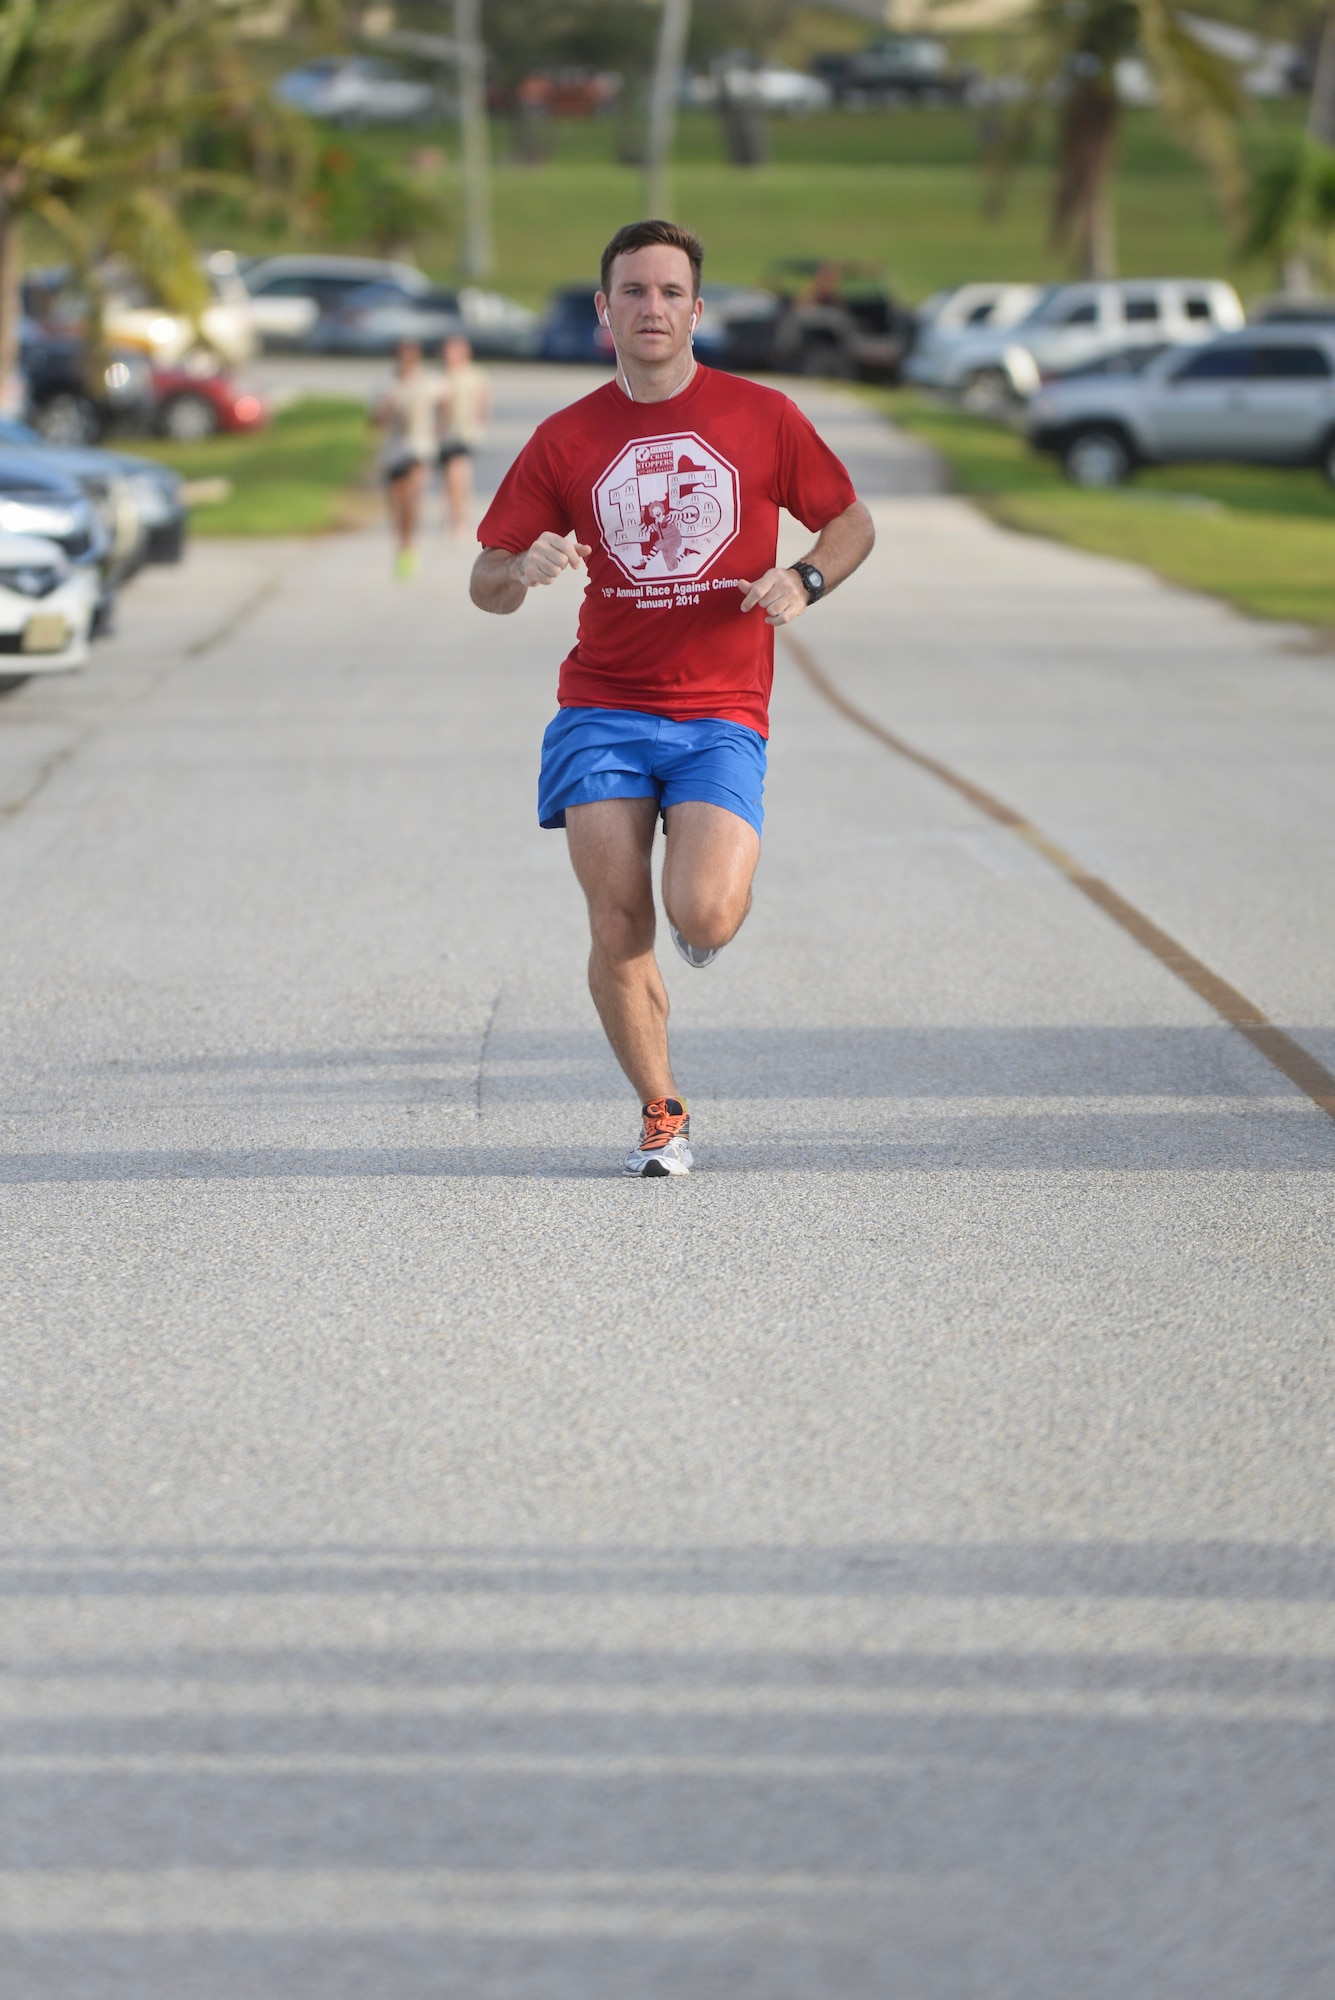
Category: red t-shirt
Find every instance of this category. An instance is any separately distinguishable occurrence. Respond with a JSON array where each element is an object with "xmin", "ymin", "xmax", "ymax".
[{"xmin": 477, "ymin": 366, "xmax": 857, "ymax": 737}]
